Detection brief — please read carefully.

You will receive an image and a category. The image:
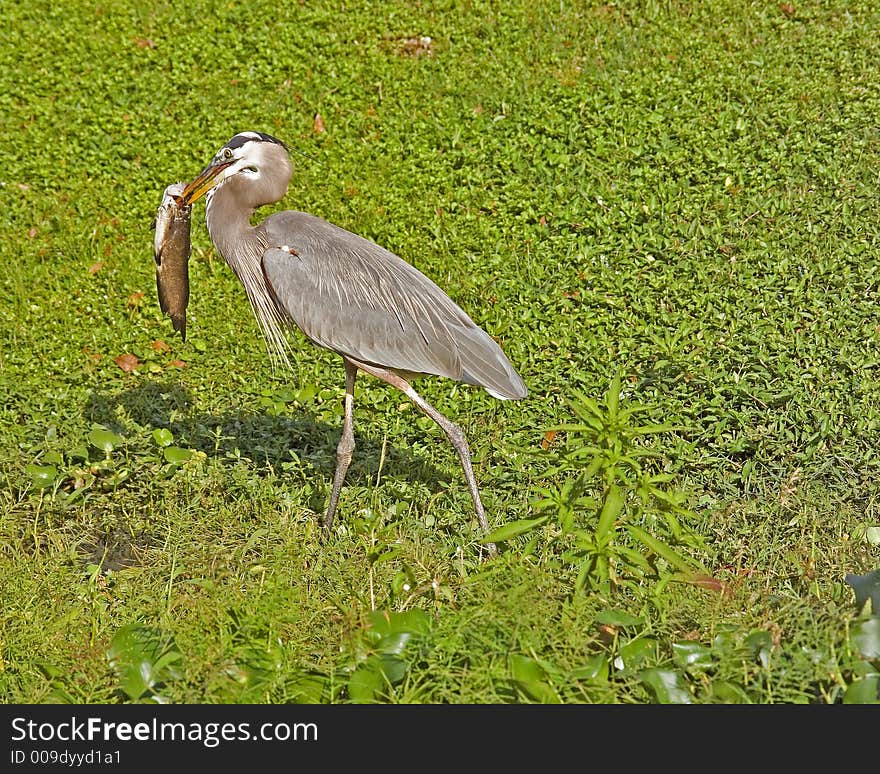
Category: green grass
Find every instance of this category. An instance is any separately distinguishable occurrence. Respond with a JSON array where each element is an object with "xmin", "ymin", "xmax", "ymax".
[{"xmin": 2, "ymin": 0, "xmax": 880, "ymax": 704}]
